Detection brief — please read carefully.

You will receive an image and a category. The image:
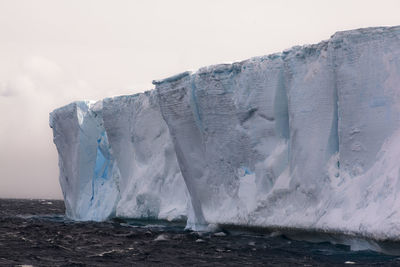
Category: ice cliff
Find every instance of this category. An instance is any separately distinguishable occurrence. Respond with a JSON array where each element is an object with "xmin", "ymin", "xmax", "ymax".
[
  {"xmin": 50, "ymin": 26, "xmax": 400, "ymax": 239},
  {"xmin": 50, "ymin": 92, "xmax": 190, "ymax": 222}
]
